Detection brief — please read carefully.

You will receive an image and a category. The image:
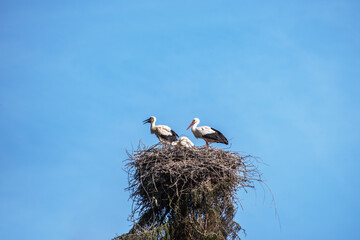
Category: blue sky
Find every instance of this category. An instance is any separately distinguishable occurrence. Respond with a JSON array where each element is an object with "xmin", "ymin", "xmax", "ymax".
[{"xmin": 1, "ymin": 1, "xmax": 359, "ymax": 239}]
